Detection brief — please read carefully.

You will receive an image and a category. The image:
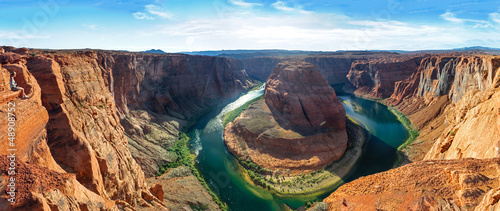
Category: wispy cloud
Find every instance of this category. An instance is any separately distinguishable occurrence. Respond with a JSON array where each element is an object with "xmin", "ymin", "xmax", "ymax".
[
  {"xmin": 133, "ymin": 4, "xmax": 173, "ymax": 20},
  {"xmin": 441, "ymin": 11, "xmax": 464, "ymax": 23},
  {"xmin": 441, "ymin": 11, "xmax": 493, "ymax": 28},
  {"xmin": 83, "ymin": 24, "xmax": 98, "ymax": 30},
  {"xmin": 491, "ymin": 12, "xmax": 500, "ymax": 24},
  {"xmin": 136, "ymin": 11, "xmax": 498, "ymax": 52},
  {"xmin": 229, "ymin": 0, "xmax": 262, "ymax": 8},
  {"xmin": 133, "ymin": 12, "xmax": 154, "ymax": 20},
  {"xmin": 145, "ymin": 4, "xmax": 173, "ymax": 19},
  {"xmin": 272, "ymin": 1, "xmax": 311, "ymax": 14}
]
